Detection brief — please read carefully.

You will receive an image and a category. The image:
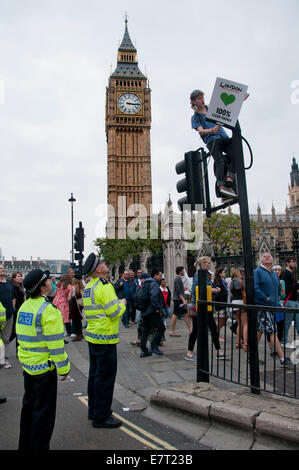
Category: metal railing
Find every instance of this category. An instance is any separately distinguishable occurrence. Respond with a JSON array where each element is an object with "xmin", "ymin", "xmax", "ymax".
[{"xmin": 196, "ymin": 298, "xmax": 299, "ymax": 399}]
